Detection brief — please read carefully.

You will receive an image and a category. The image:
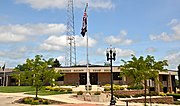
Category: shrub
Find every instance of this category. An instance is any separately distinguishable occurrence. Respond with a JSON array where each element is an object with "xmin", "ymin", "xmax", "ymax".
[
  {"xmin": 104, "ymin": 87, "xmax": 110, "ymax": 91},
  {"xmin": 53, "ymin": 87, "xmax": 60, "ymax": 91},
  {"xmin": 31, "ymin": 100, "xmax": 39, "ymax": 105},
  {"xmin": 150, "ymin": 91, "xmax": 159, "ymax": 96},
  {"xmin": 42, "ymin": 100, "xmax": 49, "ymax": 104},
  {"xmin": 159, "ymin": 92, "xmax": 166, "ymax": 96},
  {"xmin": 24, "ymin": 98, "xmax": 32, "ymax": 104},
  {"xmin": 77, "ymin": 91, "xmax": 83, "ymax": 95},
  {"xmin": 94, "ymin": 91, "xmax": 101, "ymax": 95},
  {"xmin": 119, "ymin": 87, "xmax": 125, "ymax": 90},
  {"xmin": 167, "ymin": 94, "xmax": 180, "ymax": 101},
  {"xmin": 104, "ymin": 84, "xmax": 111, "ymax": 86},
  {"xmin": 60, "ymin": 88, "xmax": 66, "ymax": 92},
  {"xmin": 67, "ymin": 88, "xmax": 73, "ymax": 93},
  {"xmin": 45, "ymin": 86, "xmax": 52, "ymax": 90},
  {"xmin": 127, "ymin": 85, "xmax": 144, "ymax": 90}
]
